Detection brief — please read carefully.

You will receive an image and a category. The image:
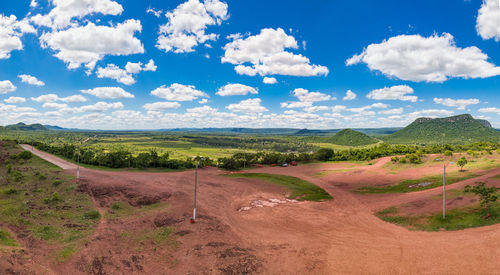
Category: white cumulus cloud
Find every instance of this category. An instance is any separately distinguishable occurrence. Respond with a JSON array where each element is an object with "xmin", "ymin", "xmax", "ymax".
[
  {"xmin": 18, "ymin": 74, "xmax": 45, "ymax": 86},
  {"xmin": 77, "ymin": 101, "xmax": 123, "ymax": 112},
  {"xmin": 0, "ymin": 80, "xmax": 16, "ymax": 94},
  {"xmin": 263, "ymin": 77, "xmax": 277, "ymax": 84},
  {"xmin": 81, "ymin": 87, "xmax": 134, "ymax": 99},
  {"xmin": 40, "ymin": 20, "xmax": 144, "ymax": 71},
  {"xmin": 150, "ymin": 83, "xmax": 208, "ymax": 101},
  {"xmin": 476, "ymin": 0, "xmax": 500, "ymax": 41},
  {"xmin": 409, "ymin": 109, "xmax": 454, "ymax": 117},
  {"xmin": 0, "ymin": 15, "xmax": 36, "ymax": 59},
  {"xmin": 367, "ymin": 85, "xmax": 418, "ymax": 102},
  {"xmin": 343, "ymin": 90, "xmax": 356, "ymax": 101},
  {"xmin": 281, "ymin": 88, "xmax": 333, "ymax": 110},
  {"xmin": 478, "ymin": 107, "xmax": 500, "ymax": 115},
  {"xmin": 226, "ymin": 98, "xmax": 267, "ymax": 114},
  {"xmin": 216, "ymin": 83, "xmax": 258, "ymax": 96},
  {"xmin": 4, "ymin": 96, "xmax": 26, "ymax": 103},
  {"xmin": 60, "ymin": 95, "xmax": 87, "ymax": 102},
  {"xmin": 347, "ymin": 33, "xmax": 500, "ymax": 82},
  {"xmin": 30, "ymin": 0, "xmax": 123, "ymax": 29},
  {"xmin": 31, "ymin": 94, "xmax": 59, "ymax": 102},
  {"xmin": 143, "ymin": 101, "xmax": 181, "ymax": 111},
  {"xmin": 96, "ymin": 59, "xmax": 157, "ymax": 85},
  {"xmin": 433, "ymin": 98, "xmax": 480, "ymax": 110},
  {"xmin": 156, "ymin": 0, "xmax": 228, "ymax": 53},
  {"xmin": 222, "ymin": 28, "xmax": 329, "ymax": 77},
  {"xmin": 378, "ymin": 107, "xmax": 403, "ymax": 115}
]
